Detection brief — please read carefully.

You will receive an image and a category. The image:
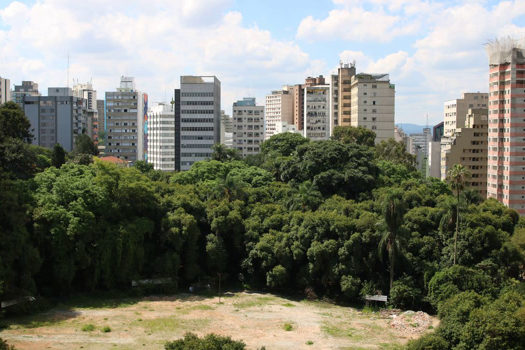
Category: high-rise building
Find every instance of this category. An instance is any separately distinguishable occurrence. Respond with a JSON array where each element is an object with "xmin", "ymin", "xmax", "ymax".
[
  {"xmin": 105, "ymin": 77, "xmax": 145, "ymax": 162},
  {"xmin": 220, "ymin": 110, "xmax": 233, "ymax": 148},
  {"xmin": 174, "ymin": 76, "xmax": 221, "ymax": 171},
  {"xmin": 12, "ymin": 81, "xmax": 39, "ymax": 106},
  {"xmin": 147, "ymin": 102, "xmax": 175, "ymax": 171},
  {"xmin": 407, "ymin": 127, "xmax": 432, "ymax": 174},
  {"xmin": 22, "ymin": 88, "xmax": 88, "ymax": 151},
  {"xmin": 441, "ymin": 108, "xmax": 488, "ymax": 197},
  {"xmin": 0, "ymin": 77, "xmax": 11, "ymax": 105},
  {"xmin": 427, "ymin": 122, "xmax": 444, "ymax": 178},
  {"xmin": 443, "ymin": 93, "xmax": 488, "ymax": 138},
  {"xmin": 96, "ymin": 99, "xmax": 105, "ymax": 135},
  {"xmin": 265, "ymin": 88, "xmax": 293, "ymax": 140},
  {"xmin": 232, "ymin": 97, "xmax": 264, "ymax": 157},
  {"xmin": 73, "ymin": 82, "xmax": 98, "ymax": 143},
  {"xmin": 303, "ymin": 84, "xmax": 330, "ymax": 140},
  {"xmin": 331, "ymin": 63, "xmax": 356, "ymax": 129},
  {"xmin": 331, "ymin": 63, "xmax": 395, "ymax": 143},
  {"xmin": 292, "ymin": 75, "xmax": 326, "ymax": 131},
  {"xmin": 350, "ymin": 73, "xmax": 395, "ymax": 142},
  {"xmin": 486, "ymin": 39, "xmax": 525, "ymax": 214}
]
